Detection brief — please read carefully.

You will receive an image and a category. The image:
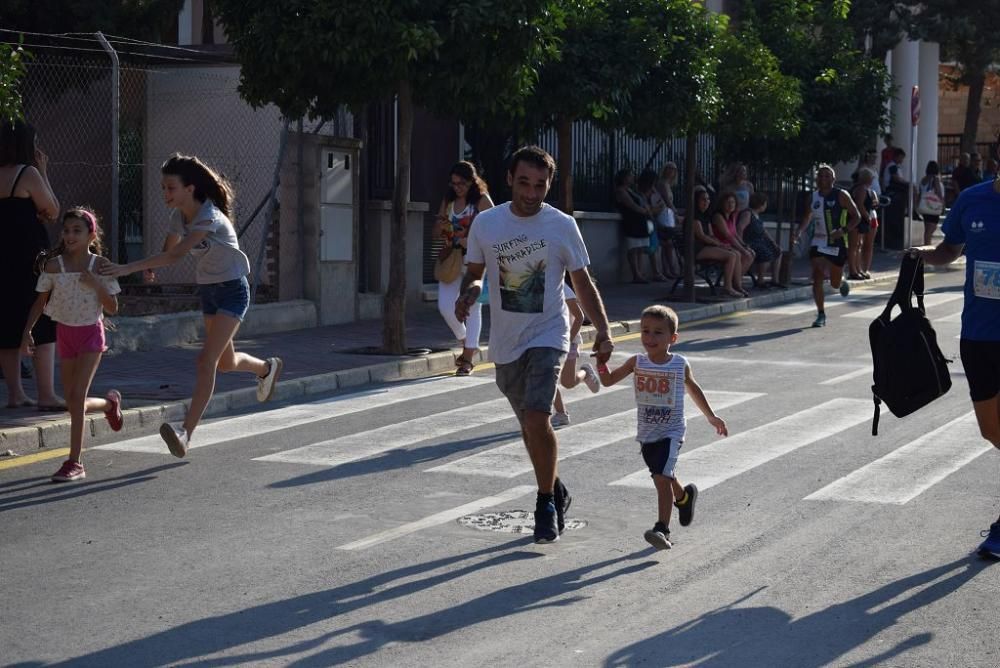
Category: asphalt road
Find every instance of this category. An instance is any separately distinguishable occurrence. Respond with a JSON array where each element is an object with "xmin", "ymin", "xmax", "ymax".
[{"xmin": 3, "ymin": 268, "xmax": 999, "ymax": 668}]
